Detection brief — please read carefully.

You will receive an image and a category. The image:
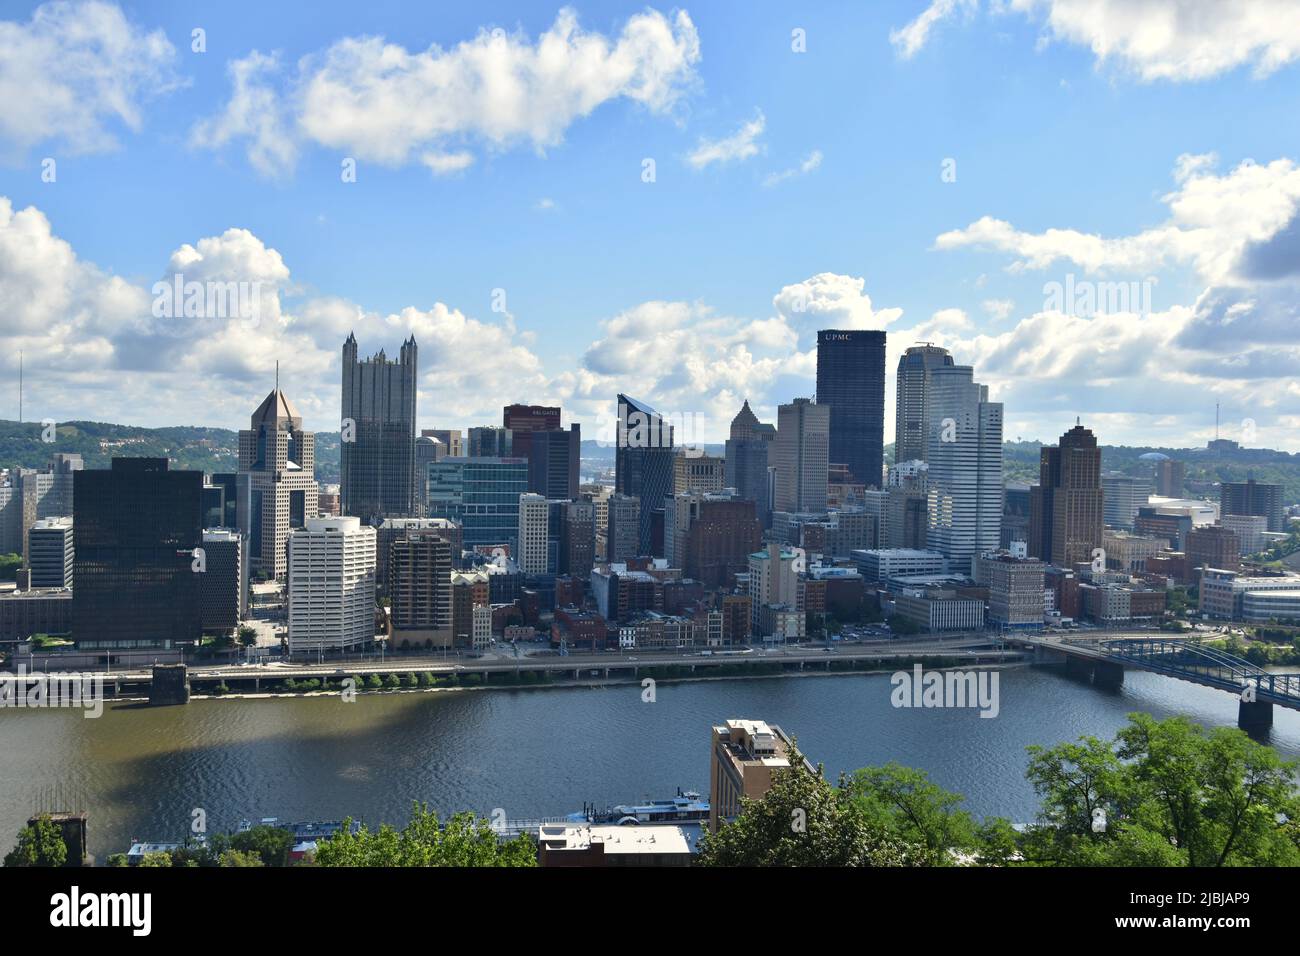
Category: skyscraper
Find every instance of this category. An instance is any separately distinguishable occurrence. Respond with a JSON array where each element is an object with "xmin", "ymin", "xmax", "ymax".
[
  {"xmin": 341, "ymin": 334, "xmax": 418, "ymax": 522},
  {"xmin": 724, "ymin": 400, "xmax": 775, "ymax": 529},
  {"xmin": 503, "ymin": 404, "xmax": 562, "ymax": 460},
  {"xmin": 287, "ymin": 516, "xmax": 376, "ymax": 656},
  {"xmin": 1030, "ymin": 424, "xmax": 1104, "ymax": 567},
  {"xmin": 774, "ymin": 398, "xmax": 830, "ymax": 514},
  {"xmin": 895, "ymin": 344, "xmax": 954, "ymax": 464},
  {"xmin": 237, "ymin": 387, "xmax": 319, "ymax": 578},
  {"xmin": 426, "ymin": 457, "xmax": 529, "ymax": 549},
  {"xmin": 614, "ymin": 394, "xmax": 675, "ymax": 557},
  {"xmin": 1220, "ymin": 478, "xmax": 1284, "ymax": 533},
  {"xmin": 816, "ymin": 329, "xmax": 886, "ymax": 488},
  {"xmin": 925, "ymin": 366, "xmax": 1003, "ymax": 574},
  {"xmin": 529, "ymin": 424, "xmax": 581, "ymax": 500},
  {"xmin": 72, "ymin": 458, "xmax": 202, "ymax": 650}
]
